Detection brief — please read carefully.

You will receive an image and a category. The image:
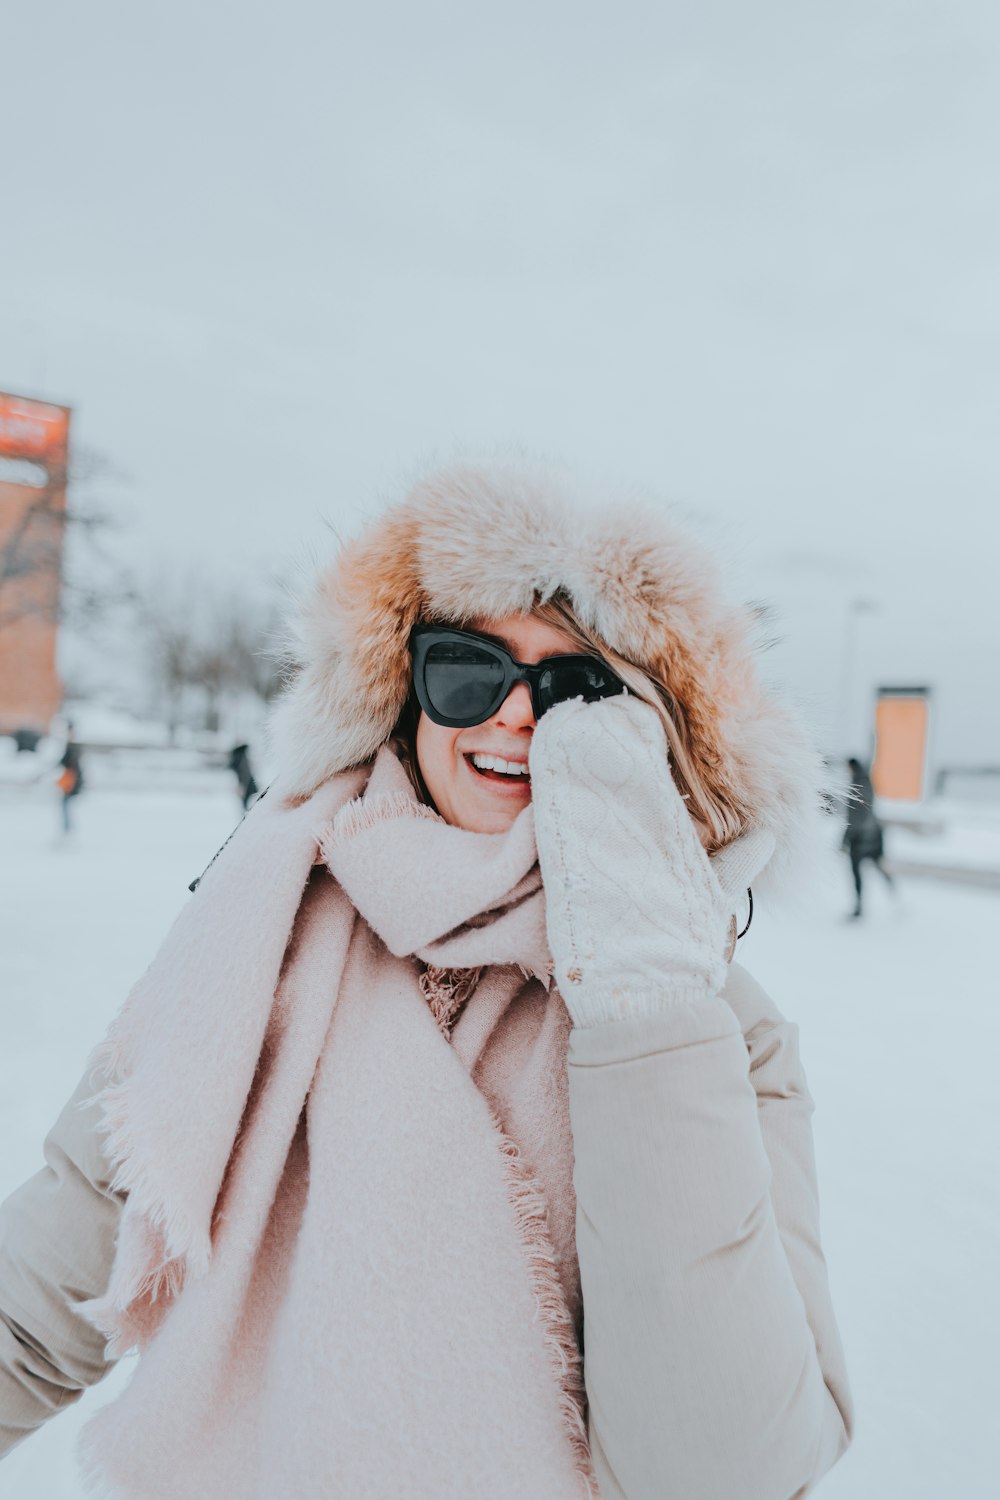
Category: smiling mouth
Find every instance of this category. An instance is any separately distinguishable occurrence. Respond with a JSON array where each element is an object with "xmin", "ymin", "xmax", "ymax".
[{"xmin": 464, "ymin": 754, "xmax": 531, "ymax": 788}]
